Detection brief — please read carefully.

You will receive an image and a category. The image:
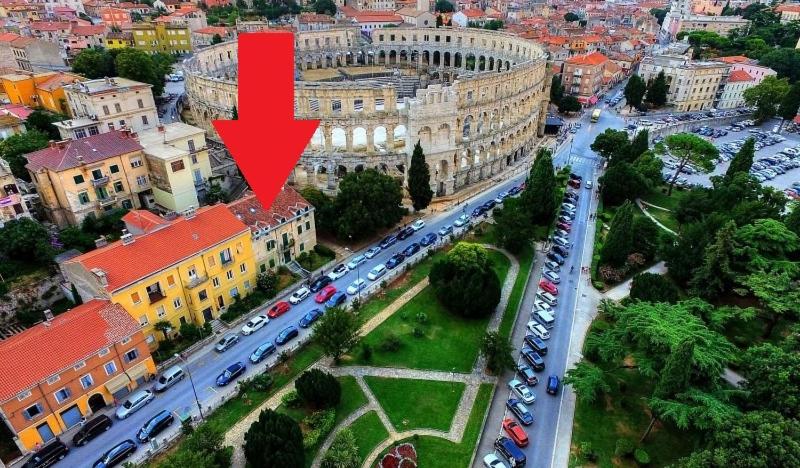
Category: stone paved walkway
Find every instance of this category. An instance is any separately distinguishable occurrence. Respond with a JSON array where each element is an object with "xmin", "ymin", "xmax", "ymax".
[
  {"xmin": 635, "ymin": 199, "xmax": 677, "ymax": 235},
  {"xmin": 224, "ymin": 248, "xmax": 519, "ymax": 468}
]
